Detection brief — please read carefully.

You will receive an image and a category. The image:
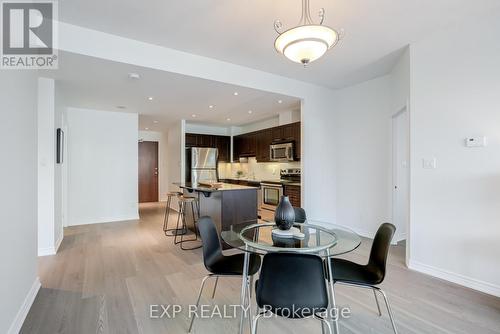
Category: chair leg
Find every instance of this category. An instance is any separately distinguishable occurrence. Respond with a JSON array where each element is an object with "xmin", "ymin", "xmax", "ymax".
[
  {"xmin": 378, "ymin": 289, "xmax": 398, "ymax": 334},
  {"xmin": 251, "ymin": 310, "xmax": 265, "ymax": 334},
  {"xmin": 180, "ymin": 201, "xmax": 202, "ymax": 250},
  {"xmin": 373, "ymin": 288, "xmax": 382, "ymax": 316},
  {"xmin": 316, "ymin": 315, "xmax": 333, "ymax": 334},
  {"xmin": 188, "ymin": 275, "xmax": 212, "ymax": 333},
  {"xmin": 246, "ymin": 277, "xmax": 253, "ymax": 331},
  {"xmin": 249, "ymin": 275, "xmax": 254, "ymax": 299},
  {"xmin": 174, "ymin": 202, "xmax": 184, "ymax": 245},
  {"xmin": 211, "ymin": 276, "xmax": 219, "ymax": 299},
  {"xmin": 163, "ymin": 196, "xmax": 170, "ymax": 232}
]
